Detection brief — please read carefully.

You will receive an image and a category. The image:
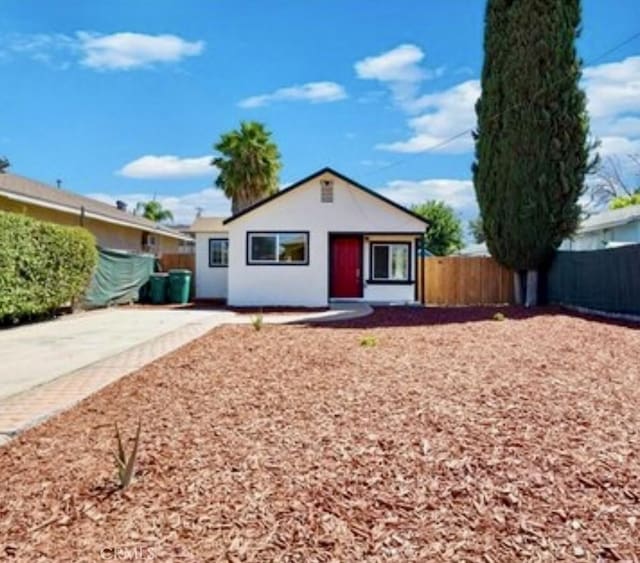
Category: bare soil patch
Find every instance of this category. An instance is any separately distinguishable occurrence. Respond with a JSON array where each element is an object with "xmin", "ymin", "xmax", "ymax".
[{"xmin": 1, "ymin": 307, "xmax": 639, "ymax": 561}]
